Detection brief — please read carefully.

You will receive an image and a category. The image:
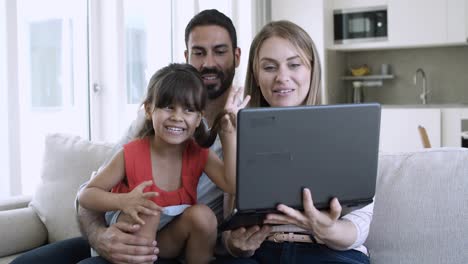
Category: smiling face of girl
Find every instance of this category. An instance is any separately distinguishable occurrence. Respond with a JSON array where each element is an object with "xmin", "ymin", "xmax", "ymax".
[
  {"xmin": 150, "ymin": 103, "xmax": 202, "ymax": 146},
  {"xmin": 139, "ymin": 64, "xmax": 207, "ymax": 143},
  {"xmin": 256, "ymin": 36, "xmax": 312, "ymax": 107}
]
